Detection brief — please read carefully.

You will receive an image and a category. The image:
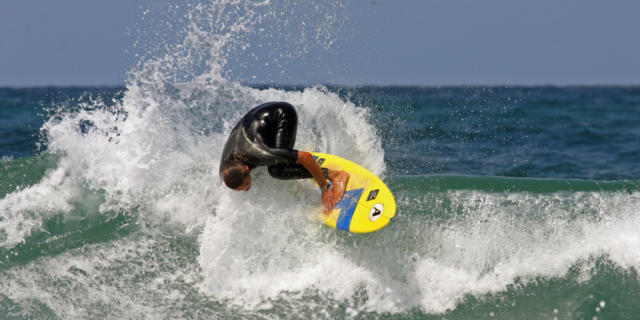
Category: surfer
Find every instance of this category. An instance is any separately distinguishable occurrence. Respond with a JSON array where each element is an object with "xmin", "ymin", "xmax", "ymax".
[{"xmin": 219, "ymin": 101, "xmax": 350, "ymax": 212}]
